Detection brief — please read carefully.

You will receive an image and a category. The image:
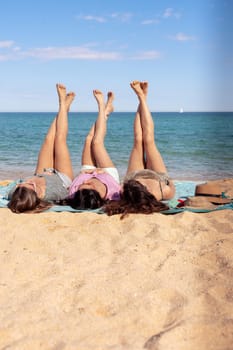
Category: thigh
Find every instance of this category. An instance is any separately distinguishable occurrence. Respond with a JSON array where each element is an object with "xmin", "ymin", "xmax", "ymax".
[
  {"xmin": 92, "ymin": 140, "xmax": 115, "ymax": 168},
  {"xmin": 127, "ymin": 111, "xmax": 145, "ymax": 174},
  {"xmin": 81, "ymin": 135, "xmax": 96, "ymax": 167},
  {"xmin": 144, "ymin": 141, "xmax": 167, "ymax": 174},
  {"xmin": 35, "ymin": 138, "xmax": 55, "ymax": 174},
  {"xmin": 126, "ymin": 142, "xmax": 145, "ymax": 174},
  {"xmin": 54, "ymin": 139, "xmax": 74, "ymax": 180},
  {"xmin": 34, "ymin": 117, "xmax": 57, "ymax": 174}
]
